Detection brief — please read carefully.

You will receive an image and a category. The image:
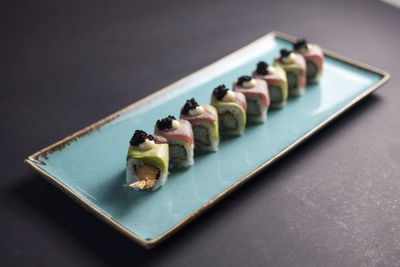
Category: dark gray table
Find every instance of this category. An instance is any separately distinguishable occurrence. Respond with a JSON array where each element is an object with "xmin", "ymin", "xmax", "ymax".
[{"xmin": 1, "ymin": 0, "xmax": 399, "ymax": 266}]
